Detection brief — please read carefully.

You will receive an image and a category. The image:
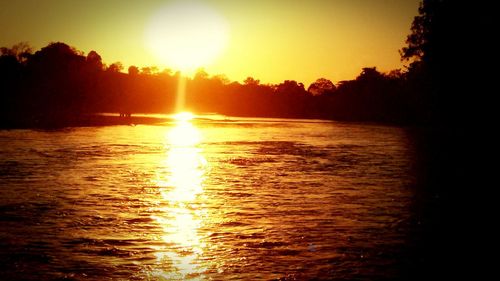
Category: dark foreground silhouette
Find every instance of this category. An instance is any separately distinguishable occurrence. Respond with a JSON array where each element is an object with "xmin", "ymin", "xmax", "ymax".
[{"xmin": 398, "ymin": 1, "xmax": 494, "ymax": 280}]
